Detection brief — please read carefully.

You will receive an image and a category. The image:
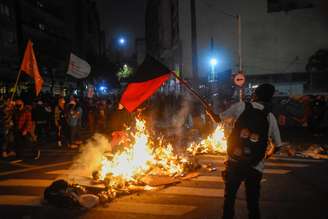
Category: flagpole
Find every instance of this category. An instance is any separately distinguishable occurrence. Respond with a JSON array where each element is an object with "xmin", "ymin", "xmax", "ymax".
[
  {"xmin": 10, "ymin": 69, "xmax": 22, "ymax": 101},
  {"xmin": 171, "ymin": 71, "xmax": 220, "ymax": 122}
]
